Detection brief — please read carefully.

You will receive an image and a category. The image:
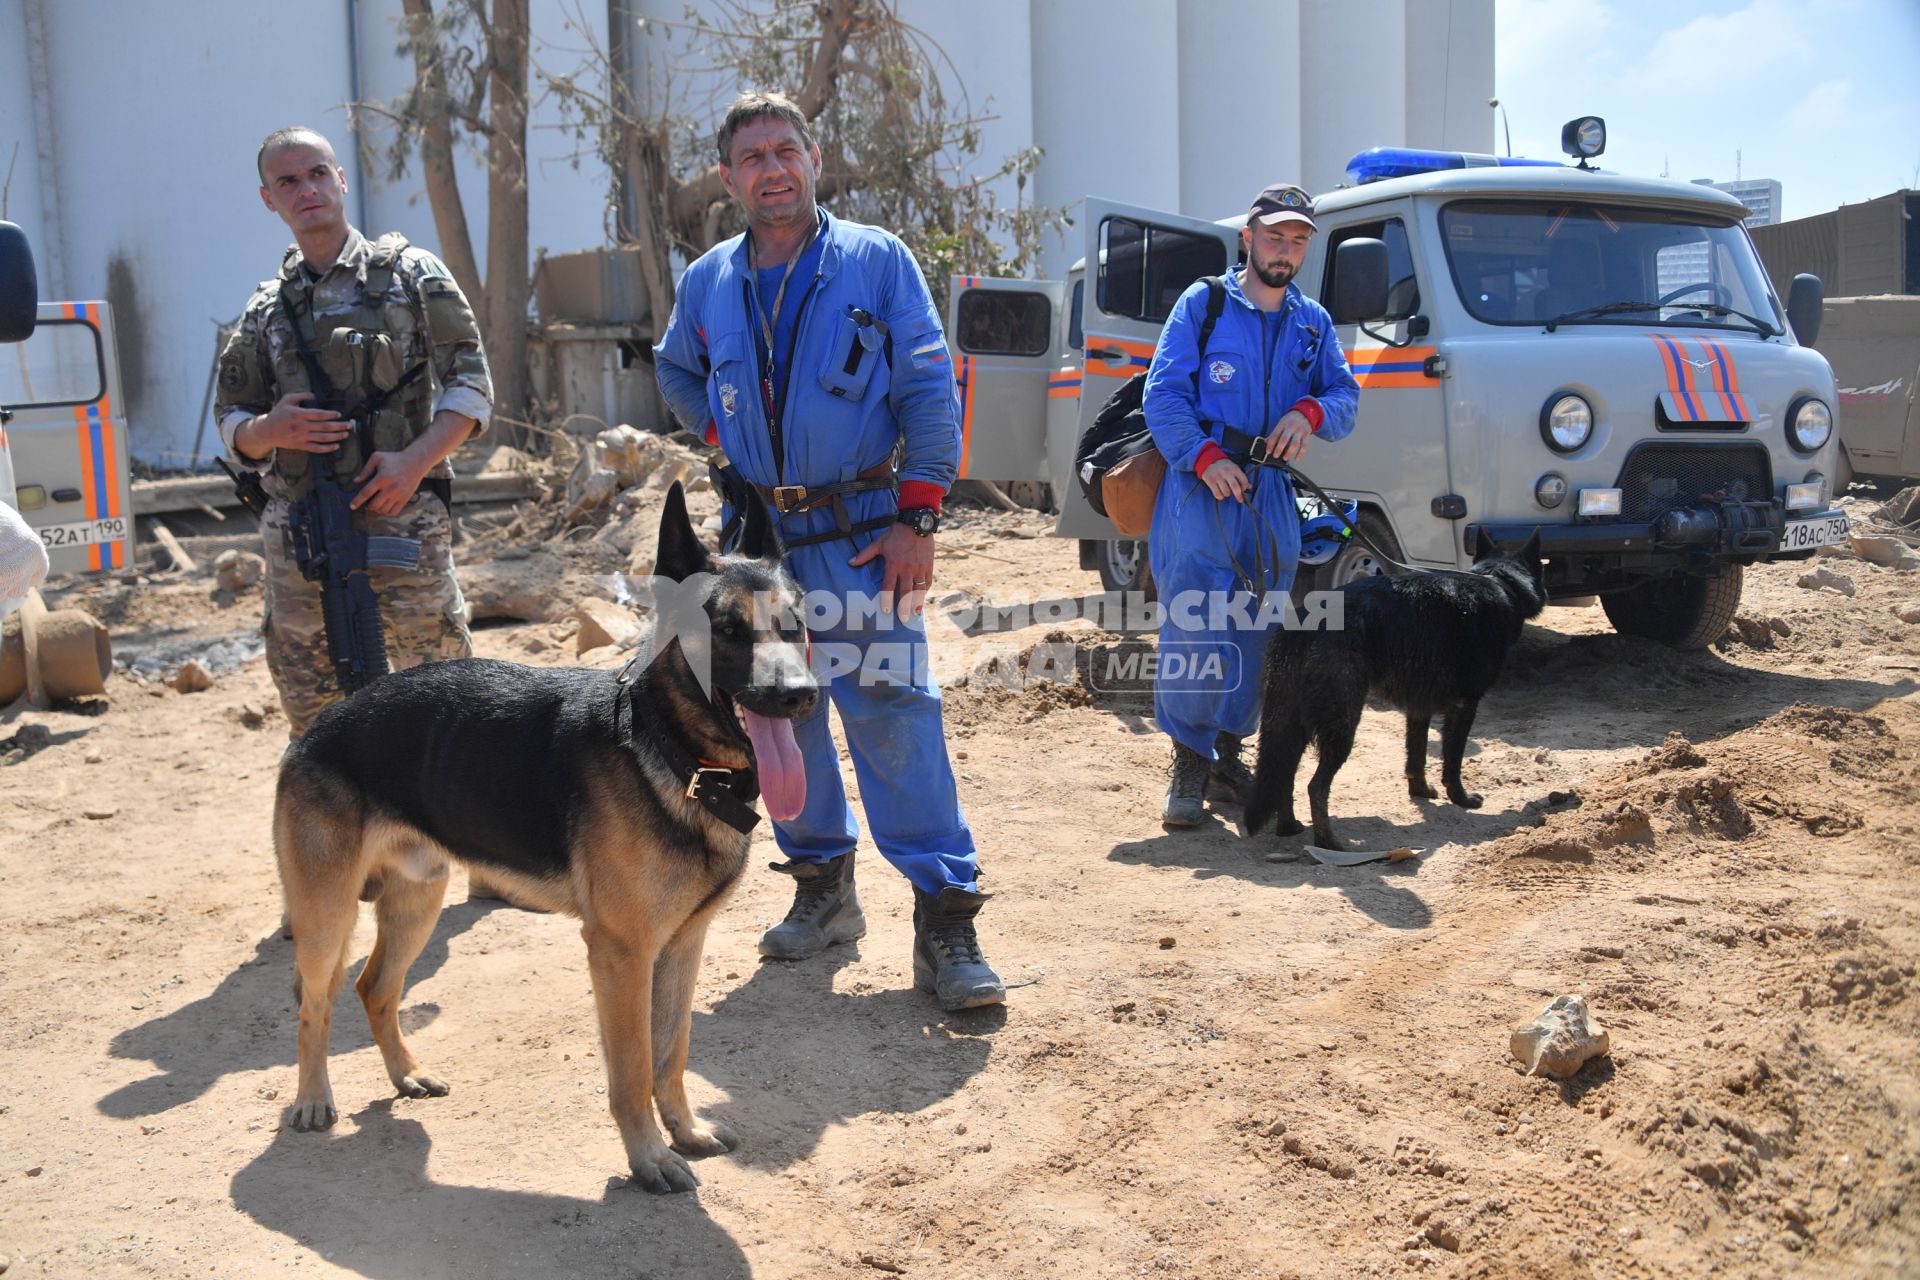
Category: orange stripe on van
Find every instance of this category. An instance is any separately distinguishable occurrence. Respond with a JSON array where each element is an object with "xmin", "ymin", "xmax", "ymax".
[
  {"xmin": 957, "ymin": 354, "xmax": 976, "ymax": 475},
  {"xmin": 1650, "ymin": 333, "xmax": 1695, "ymax": 421}
]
